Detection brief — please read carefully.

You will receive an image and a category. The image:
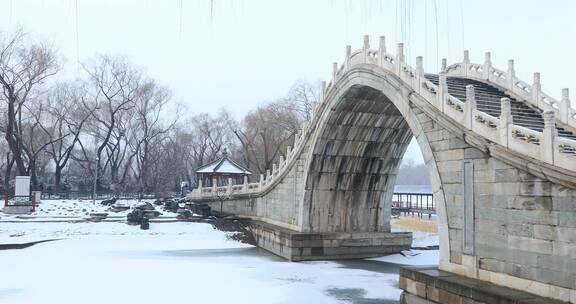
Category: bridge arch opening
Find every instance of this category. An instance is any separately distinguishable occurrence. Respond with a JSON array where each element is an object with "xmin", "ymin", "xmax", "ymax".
[
  {"xmin": 304, "ymin": 85, "xmax": 414, "ymax": 233},
  {"xmin": 302, "ymin": 71, "xmax": 449, "ymax": 266}
]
